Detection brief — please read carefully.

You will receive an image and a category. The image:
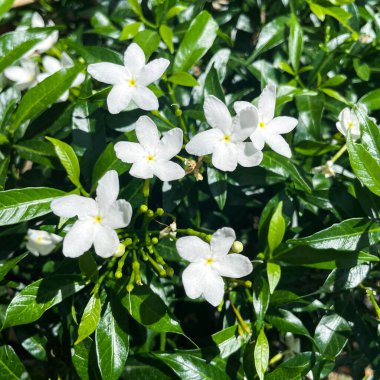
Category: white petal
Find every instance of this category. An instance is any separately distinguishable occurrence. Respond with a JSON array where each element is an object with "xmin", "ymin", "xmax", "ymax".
[
  {"xmin": 93, "ymin": 225, "xmax": 119, "ymax": 258},
  {"xmin": 157, "ymin": 128, "xmax": 183, "ymax": 160},
  {"xmin": 72, "ymin": 73, "xmax": 85, "ymax": 87},
  {"xmin": 33, "ymin": 32, "xmax": 58, "ymax": 54},
  {"xmin": 32, "ymin": 12, "xmax": 45, "ymax": 27},
  {"xmin": 4, "ymin": 67, "xmax": 33, "ymax": 84},
  {"xmin": 250, "ymin": 129, "xmax": 265, "ymax": 150},
  {"xmin": 212, "ymin": 143, "xmax": 238, "ymax": 172},
  {"xmin": 233, "ymin": 101, "xmax": 253, "ymax": 114},
  {"xmin": 214, "ymin": 254, "xmax": 253, "ymax": 278},
  {"xmin": 58, "ymin": 90, "xmax": 69, "ymax": 102},
  {"xmin": 129, "ymin": 161, "xmax": 154, "ymax": 179},
  {"xmin": 185, "ymin": 129, "xmax": 223, "ymax": 156},
  {"xmin": 336, "ymin": 121, "xmax": 346, "ymax": 137},
  {"xmin": 42, "ymin": 56, "xmax": 61, "ymax": 74},
  {"xmin": 124, "ymin": 43, "xmax": 145, "ymax": 76},
  {"xmin": 233, "ymin": 106, "xmax": 258, "ymax": 141},
  {"xmin": 61, "ymin": 52, "xmax": 74, "ymax": 68},
  {"xmin": 202, "ymin": 269, "xmax": 225, "ymax": 307},
  {"xmin": 138, "ymin": 58, "xmax": 170, "ymax": 86},
  {"xmin": 87, "ymin": 63, "xmax": 129, "ymax": 85},
  {"xmin": 107, "ymin": 85, "xmax": 133, "ymax": 114},
  {"xmin": 204, "ymin": 95, "xmax": 233, "ymax": 133},
  {"xmin": 176, "ymin": 236, "xmax": 211, "ymax": 262},
  {"xmin": 236, "ymin": 142, "xmax": 263, "ymax": 167},
  {"xmin": 51, "ymin": 195, "xmax": 98, "ymax": 218},
  {"xmin": 103, "ymin": 199, "xmax": 133, "ymax": 229},
  {"xmin": 37, "ymin": 73, "xmax": 49, "ymax": 83},
  {"xmin": 135, "ymin": 116, "xmax": 160, "ymax": 151},
  {"xmin": 268, "ymin": 116, "xmax": 298, "ymax": 134},
  {"xmin": 96, "ymin": 170, "xmax": 119, "ymax": 209},
  {"xmin": 210, "ymin": 227, "xmax": 236, "ymax": 258},
  {"xmin": 114, "ymin": 141, "xmax": 145, "ymax": 163},
  {"xmin": 132, "ymin": 86, "xmax": 159, "ymax": 111},
  {"xmin": 63, "ymin": 220, "xmax": 95, "ymax": 258},
  {"xmin": 259, "ymin": 83, "xmax": 276, "ymax": 123},
  {"xmin": 264, "ymin": 130, "xmax": 292, "ymax": 158},
  {"xmin": 152, "ymin": 161, "xmax": 185, "ymax": 181},
  {"xmin": 182, "ymin": 263, "xmax": 207, "ymax": 300}
]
